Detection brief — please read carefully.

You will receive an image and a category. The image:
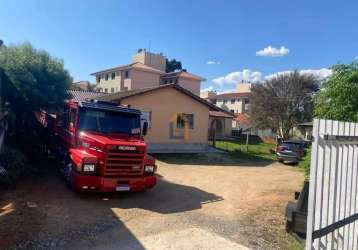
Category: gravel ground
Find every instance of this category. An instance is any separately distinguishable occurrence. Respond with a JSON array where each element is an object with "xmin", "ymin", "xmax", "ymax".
[{"xmin": 0, "ymin": 153, "xmax": 304, "ymax": 250}]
